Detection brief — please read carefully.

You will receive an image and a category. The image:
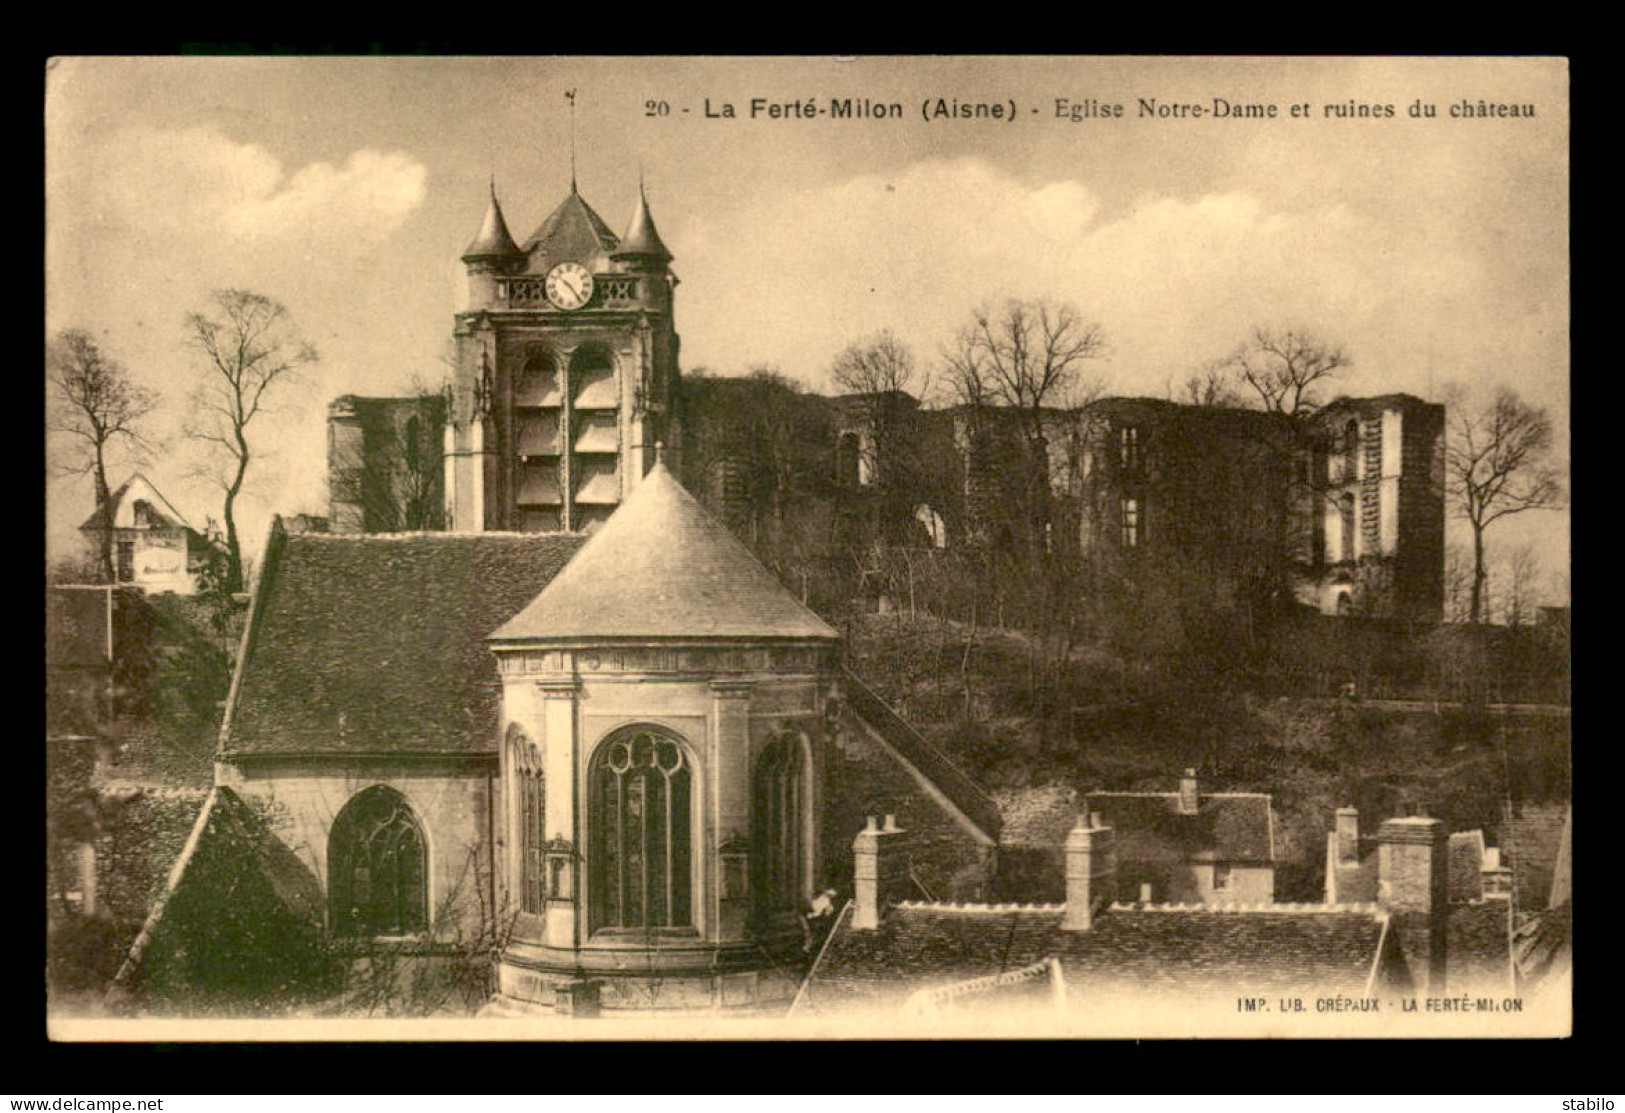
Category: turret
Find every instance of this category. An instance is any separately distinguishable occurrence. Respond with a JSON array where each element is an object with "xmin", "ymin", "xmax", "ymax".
[
  {"xmin": 612, "ymin": 180, "xmax": 673, "ymax": 268},
  {"xmin": 462, "ymin": 181, "xmax": 522, "ymax": 305}
]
